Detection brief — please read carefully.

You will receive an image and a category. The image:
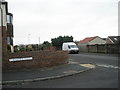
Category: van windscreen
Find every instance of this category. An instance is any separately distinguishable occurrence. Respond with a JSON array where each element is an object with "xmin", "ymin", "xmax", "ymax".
[{"xmin": 70, "ymin": 45, "xmax": 77, "ymax": 48}]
